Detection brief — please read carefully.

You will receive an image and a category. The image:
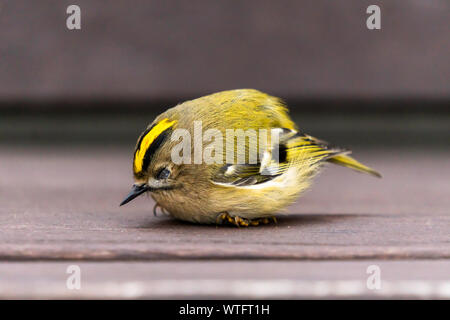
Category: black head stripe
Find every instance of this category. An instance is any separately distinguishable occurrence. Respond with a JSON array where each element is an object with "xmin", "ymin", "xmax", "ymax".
[
  {"xmin": 140, "ymin": 128, "xmax": 172, "ymax": 172},
  {"xmin": 135, "ymin": 123, "xmax": 156, "ymax": 153}
]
